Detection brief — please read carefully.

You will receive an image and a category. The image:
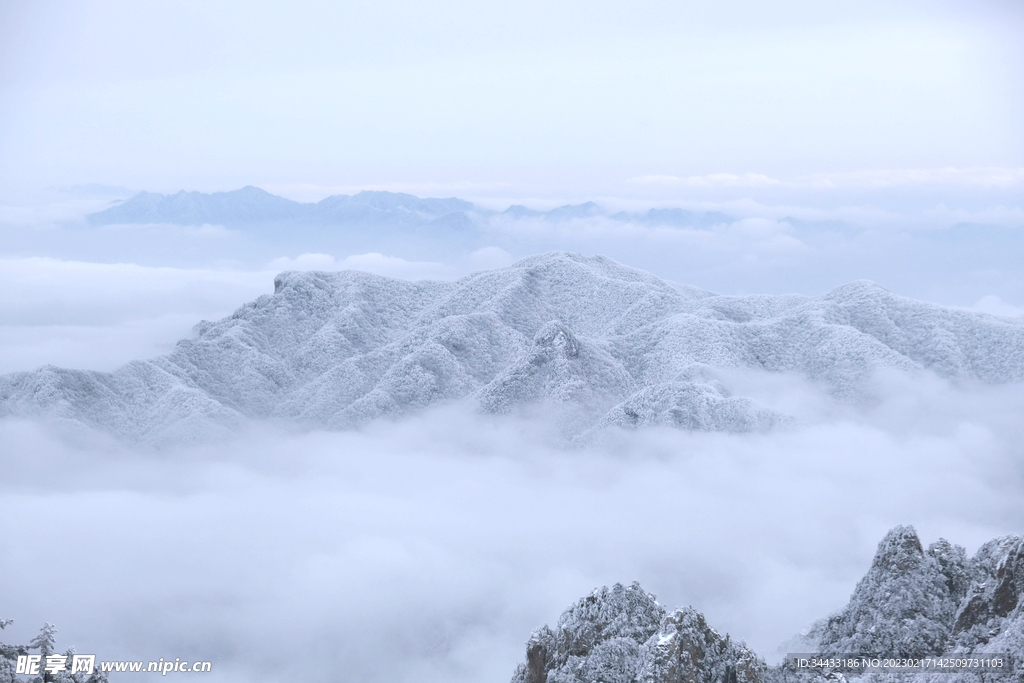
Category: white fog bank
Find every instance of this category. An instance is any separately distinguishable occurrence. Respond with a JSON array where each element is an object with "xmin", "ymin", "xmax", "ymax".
[{"xmin": 2, "ymin": 371, "xmax": 1023, "ymax": 683}]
